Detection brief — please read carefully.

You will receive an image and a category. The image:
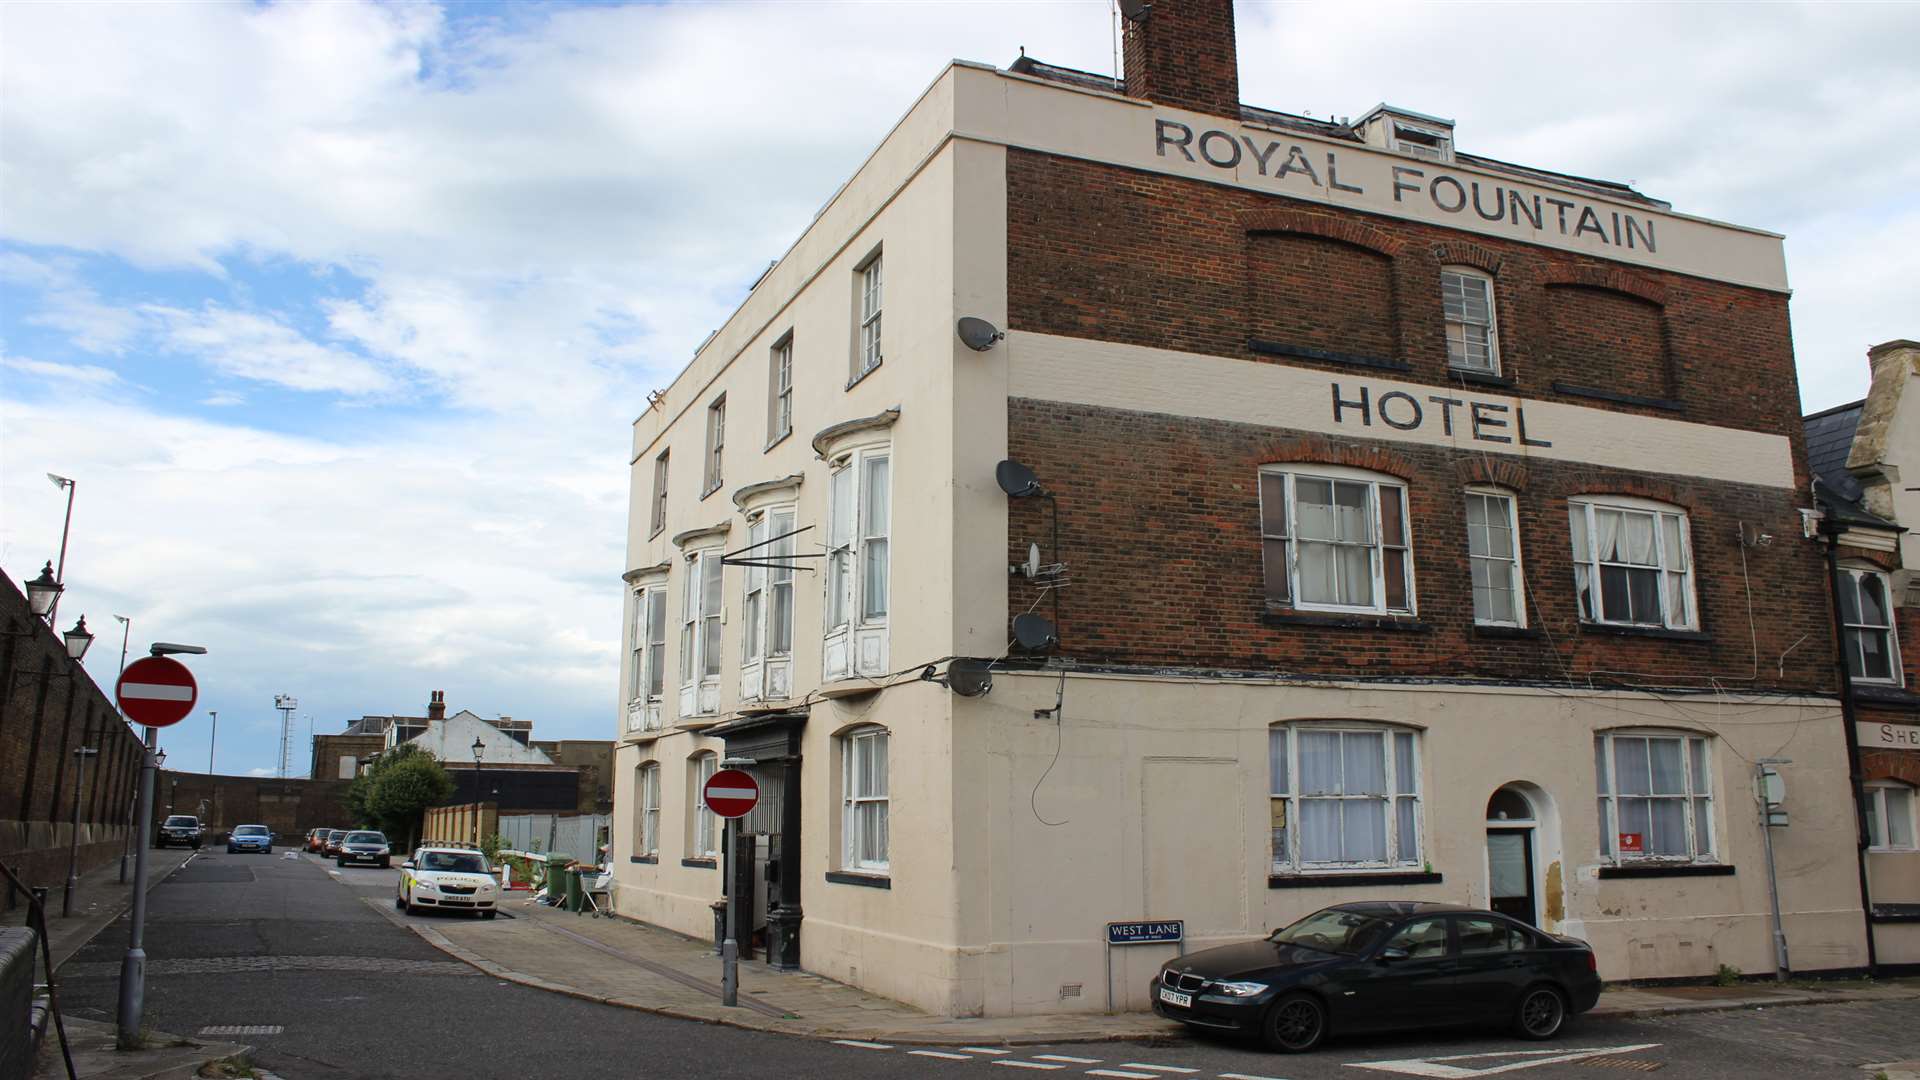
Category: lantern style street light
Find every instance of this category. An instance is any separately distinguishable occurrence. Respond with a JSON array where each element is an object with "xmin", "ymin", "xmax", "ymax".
[
  {"xmin": 25, "ymin": 562, "xmax": 61, "ymax": 618},
  {"xmin": 471, "ymin": 737, "xmax": 486, "ymax": 848},
  {"xmin": 63, "ymin": 616, "xmax": 94, "ymax": 661}
]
